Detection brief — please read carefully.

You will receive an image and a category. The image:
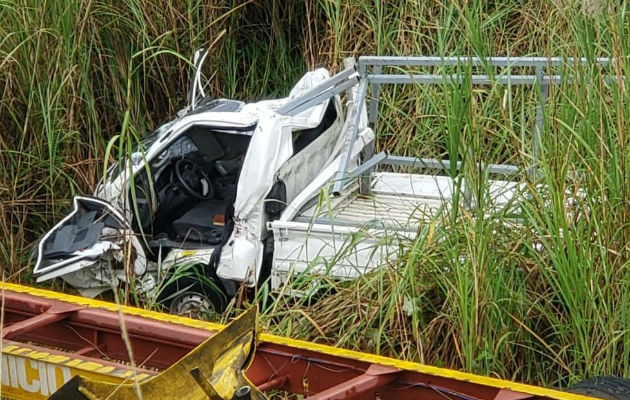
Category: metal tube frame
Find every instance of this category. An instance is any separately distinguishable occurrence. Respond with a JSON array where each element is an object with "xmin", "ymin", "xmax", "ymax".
[
  {"xmin": 332, "ymin": 78, "xmax": 368, "ymax": 194},
  {"xmin": 277, "ymin": 67, "xmax": 359, "ymax": 116},
  {"xmin": 332, "ymin": 55, "xmax": 613, "ymax": 195}
]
